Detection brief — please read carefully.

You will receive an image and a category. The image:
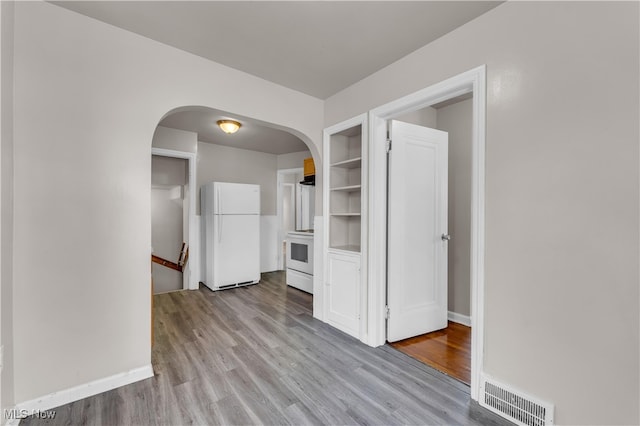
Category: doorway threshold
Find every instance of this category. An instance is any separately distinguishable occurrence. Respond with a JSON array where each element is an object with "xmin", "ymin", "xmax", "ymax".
[{"xmin": 388, "ymin": 321, "xmax": 471, "ymax": 385}]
